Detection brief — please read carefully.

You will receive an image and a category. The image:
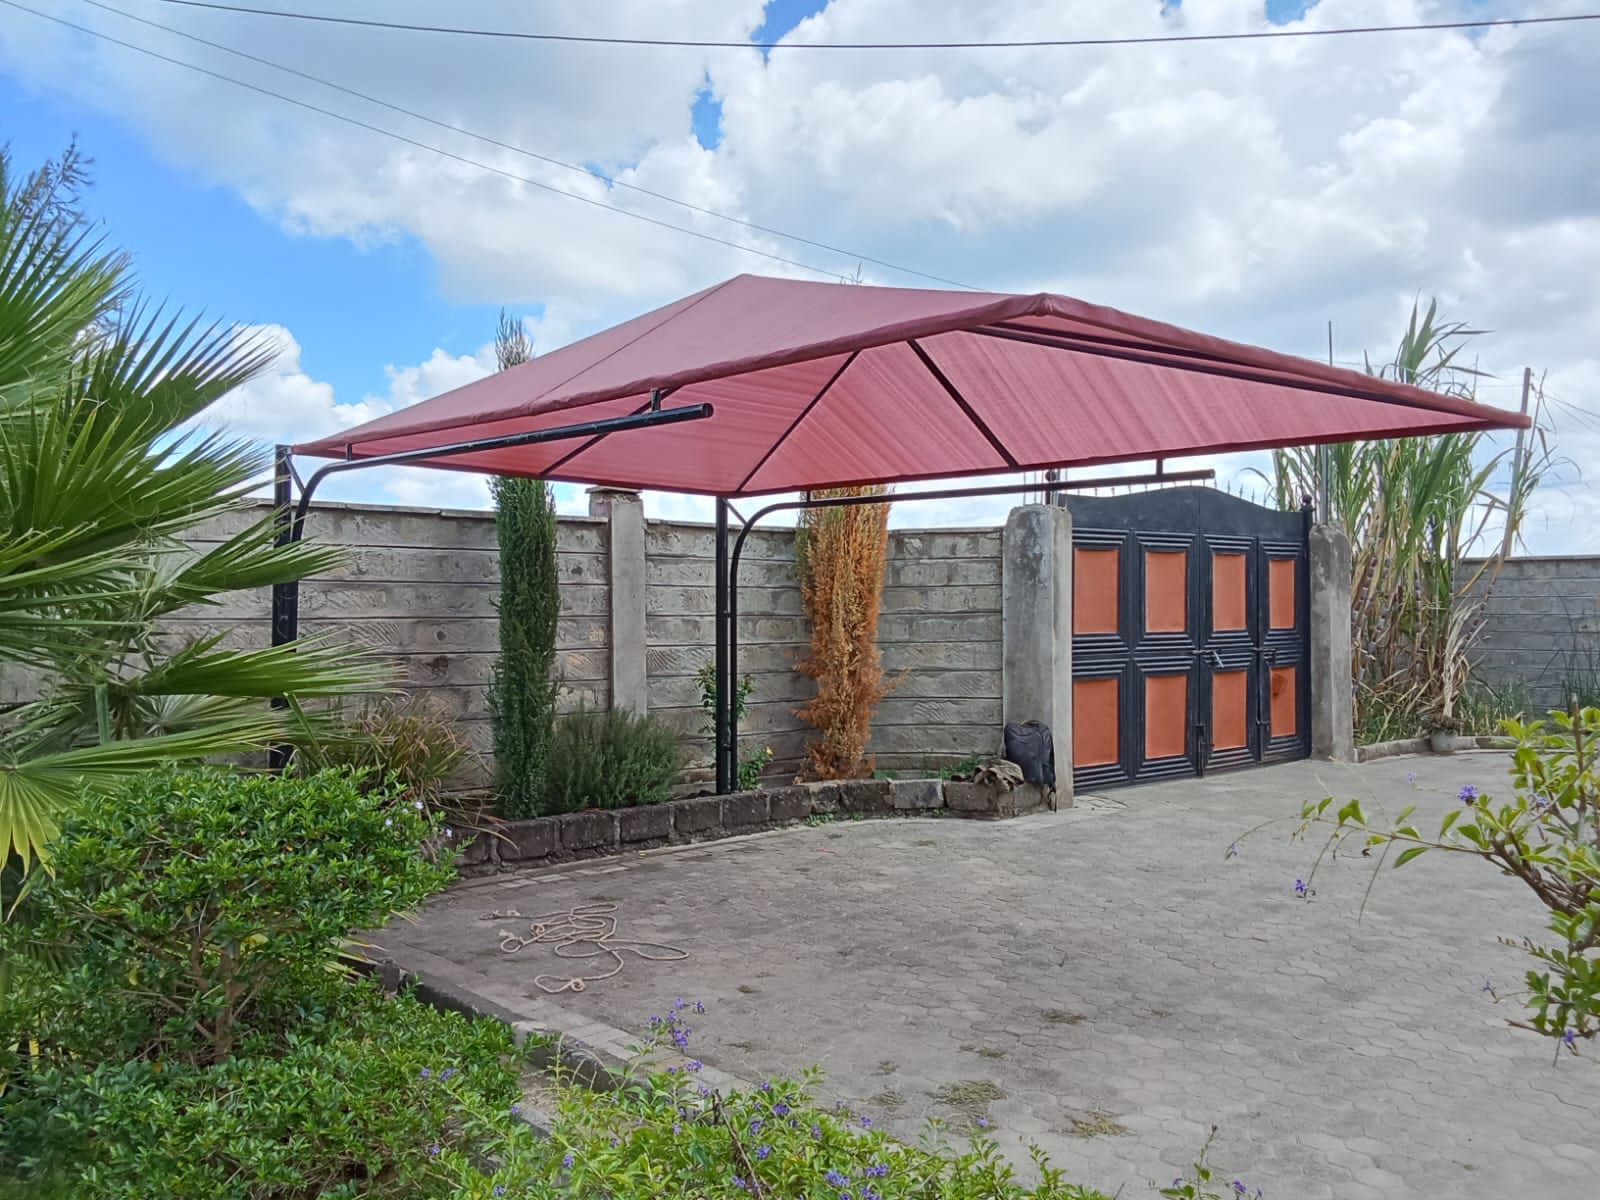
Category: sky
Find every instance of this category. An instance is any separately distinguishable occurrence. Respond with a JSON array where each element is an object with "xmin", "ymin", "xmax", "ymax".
[{"xmin": 1, "ymin": 0, "xmax": 1597, "ymax": 548}]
